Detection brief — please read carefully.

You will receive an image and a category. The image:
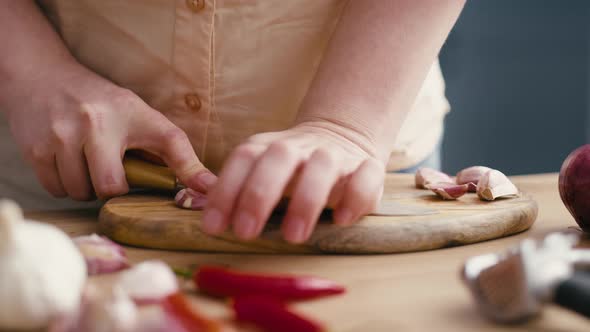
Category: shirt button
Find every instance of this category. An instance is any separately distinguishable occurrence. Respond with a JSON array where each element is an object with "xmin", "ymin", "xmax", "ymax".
[
  {"xmin": 184, "ymin": 93, "xmax": 202, "ymax": 111},
  {"xmin": 186, "ymin": 0, "xmax": 205, "ymax": 12}
]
